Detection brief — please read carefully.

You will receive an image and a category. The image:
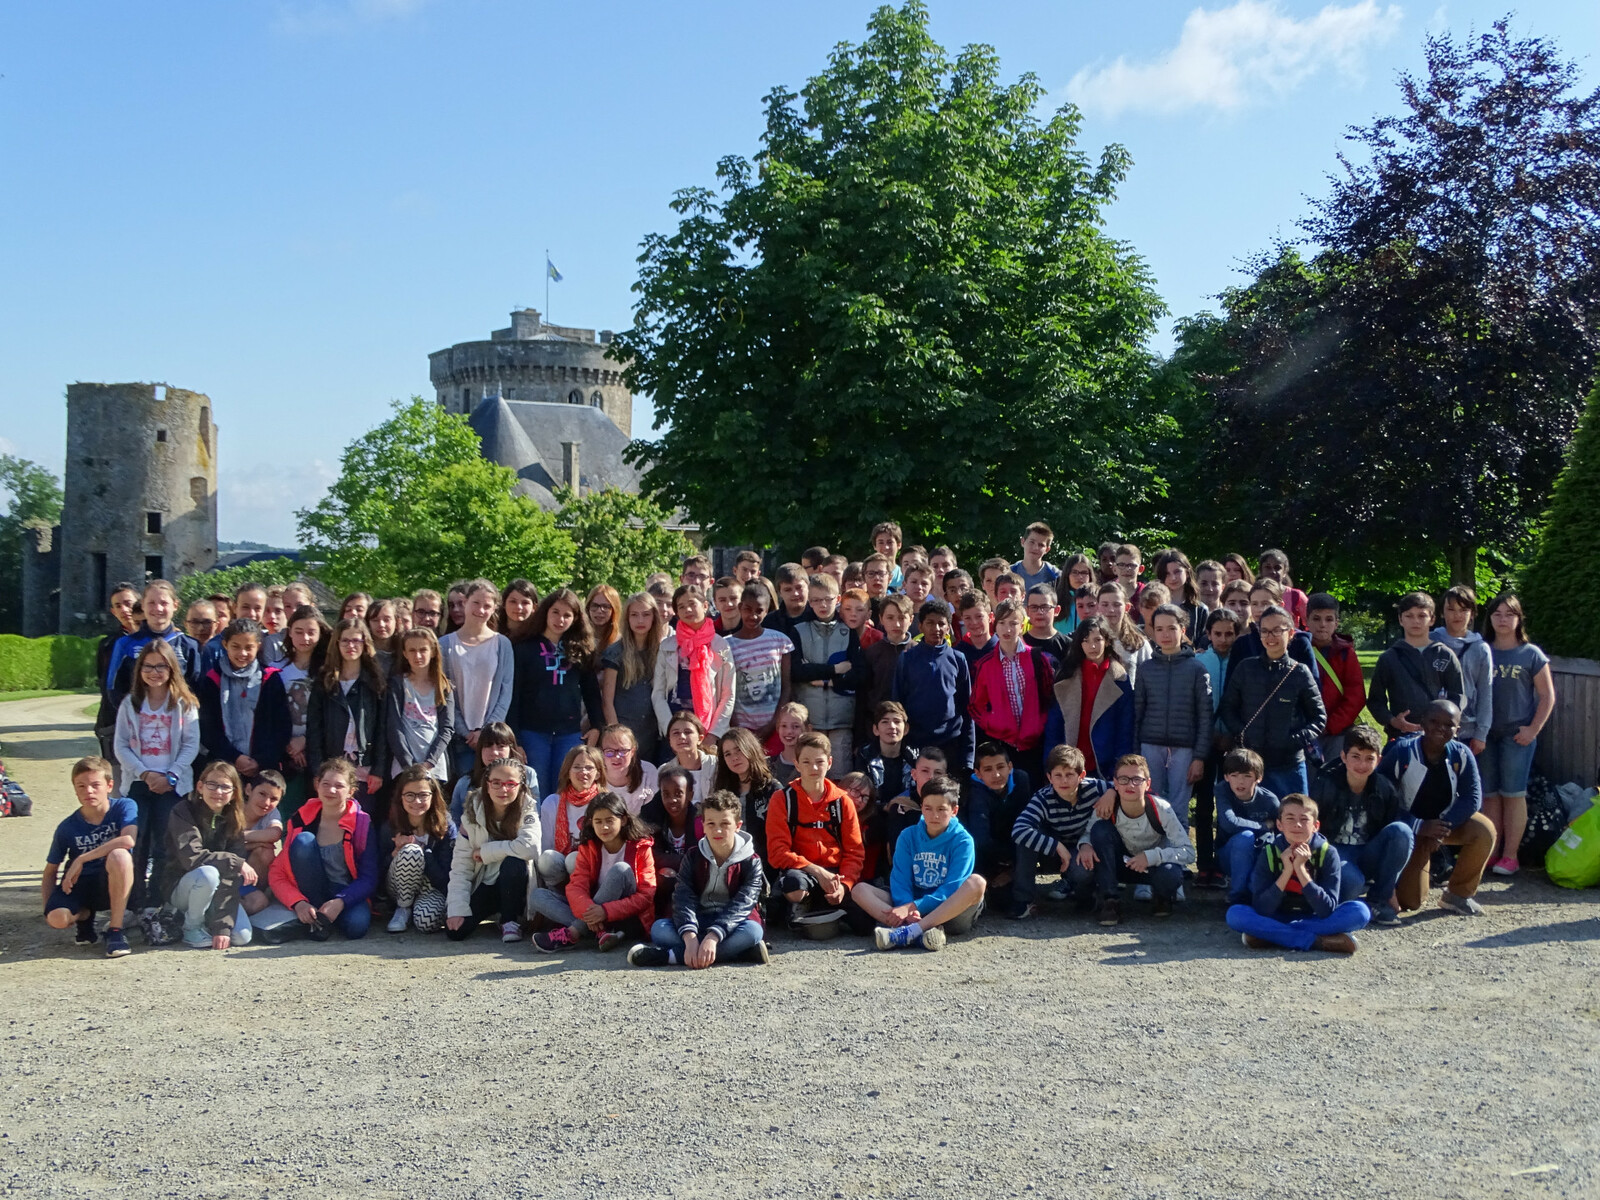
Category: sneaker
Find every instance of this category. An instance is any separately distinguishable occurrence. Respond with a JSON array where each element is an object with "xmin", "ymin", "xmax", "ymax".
[
  {"xmin": 1044, "ymin": 880, "xmax": 1072, "ymax": 902},
  {"xmin": 104, "ymin": 928, "xmax": 132, "ymax": 958},
  {"xmin": 1097, "ymin": 899, "xmax": 1120, "ymax": 927},
  {"xmin": 919, "ymin": 927, "xmax": 947, "ymax": 952},
  {"xmin": 74, "ymin": 919, "xmax": 97, "ymax": 947},
  {"xmin": 1174, "ymin": 885, "xmax": 1186, "ymax": 902},
  {"xmin": 1313, "ymin": 932, "xmax": 1358, "ymax": 954},
  {"xmin": 1199, "ymin": 869, "xmax": 1227, "ymax": 889},
  {"xmin": 500, "ymin": 921, "xmax": 522, "ymax": 943},
  {"xmin": 1133, "ymin": 884, "xmax": 1152, "ymax": 902},
  {"xmin": 597, "ymin": 930, "xmax": 627, "ymax": 952},
  {"xmin": 627, "ymin": 943, "xmax": 671, "ymax": 967},
  {"xmin": 743, "ymin": 939, "xmax": 772, "ymax": 965},
  {"xmin": 387, "ymin": 906, "xmax": 412, "ymax": 934},
  {"xmin": 1004, "ymin": 900, "xmax": 1037, "ymax": 921},
  {"xmin": 182, "ymin": 927, "xmax": 212, "ymax": 949},
  {"xmin": 532, "ymin": 926, "xmax": 577, "ymax": 953},
  {"xmin": 1241, "ymin": 933, "xmax": 1272, "ymax": 950},
  {"xmin": 1372, "ymin": 904, "xmax": 1402, "ymax": 927},
  {"xmin": 1439, "ymin": 891, "xmax": 1485, "ymax": 916},
  {"xmin": 305, "ymin": 914, "xmax": 333, "ymax": 943},
  {"xmin": 1490, "ymin": 856, "xmax": 1519, "ymax": 877},
  {"xmin": 1151, "ymin": 896, "xmax": 1174, "ymax": 917},
  {"xmin": 874, "ymin": 924, "xmax": 919, "ymax": 950}
]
